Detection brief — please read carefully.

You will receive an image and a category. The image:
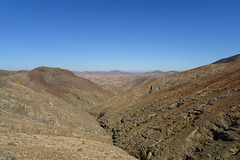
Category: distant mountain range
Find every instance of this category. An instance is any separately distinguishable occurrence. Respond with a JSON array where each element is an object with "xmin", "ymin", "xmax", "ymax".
[
  {"xmin": 73, "ymin": 70, "xmax": 135, "ymax": 76},
  {"xmin": 74, "ymin": 70, "xmax": 178, "ymax": 76},
  {"xmin": 74, "ymin": 70, "xmax": 179, "ymax": 92},
  {"xmin": 142, "ymin": 70, "xmax": 178, "ymax": 75}
]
